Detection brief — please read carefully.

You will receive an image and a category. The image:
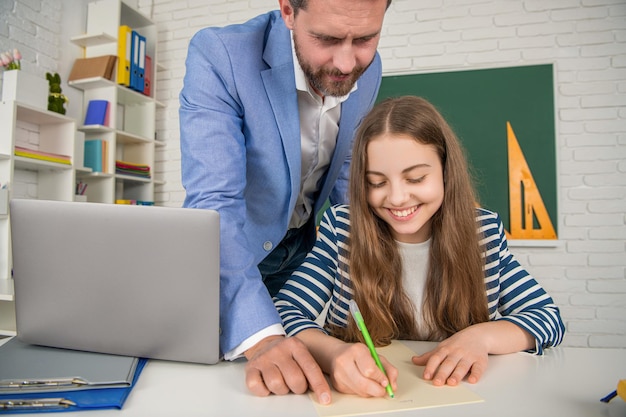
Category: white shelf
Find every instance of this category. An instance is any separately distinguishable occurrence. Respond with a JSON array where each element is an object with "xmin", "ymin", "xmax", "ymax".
[
  {"xmin": 0, "ymin": 279, "xmax": 13, "ymax": 301},
  {"xmin": 1, "ymin": 100, "xmax": 77, "ymax": 335},
  {"xmin": 115, "ymin": 174, "xmax": 151, "ymax": 183},
  {"xmin": 69, "ymin": 76, "xmax": 116, "ymax": 91},
  {"xmin": 70, "ymin": 32, "xmax": 116, "ymax": 48},
  {"xmin": 77, "ymin": 170, "xmax": 114, "ymax": 179},
  {"xmin": 14, "ymin": 101, "xmax": 76, "ymax": 124},
  {"xmin": 117, "ymin": 130, "xmax": 153, "ymax": 144},
  {"xmin": 70, "ymin": 77, "xmax": 155, "ymax": 101},
  {"xmin": 13, "ymin": 156, "xmax": 73, "ymax": 171},
  {"xmin": 78, "ymin": 124, "xmax": 114, "ymax": 133},
  {"xmin": 0, "ymin": 300, "xmax": 16, "ymax": 336},
  {"xmin": 76, "ymin": 166, "xmax": 94, "ymax": 174}
]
